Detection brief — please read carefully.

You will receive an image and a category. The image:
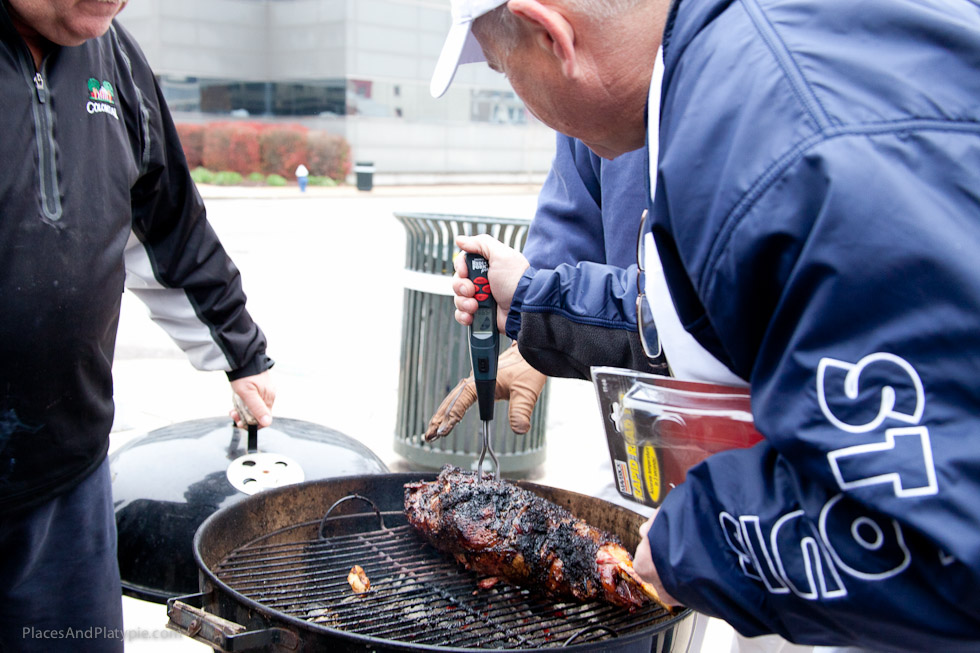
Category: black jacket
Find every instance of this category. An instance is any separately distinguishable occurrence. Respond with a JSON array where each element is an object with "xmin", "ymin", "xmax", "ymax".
[{"xmin": 0, "ymin": 6, "xmax": 272, "ymax": 515}]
